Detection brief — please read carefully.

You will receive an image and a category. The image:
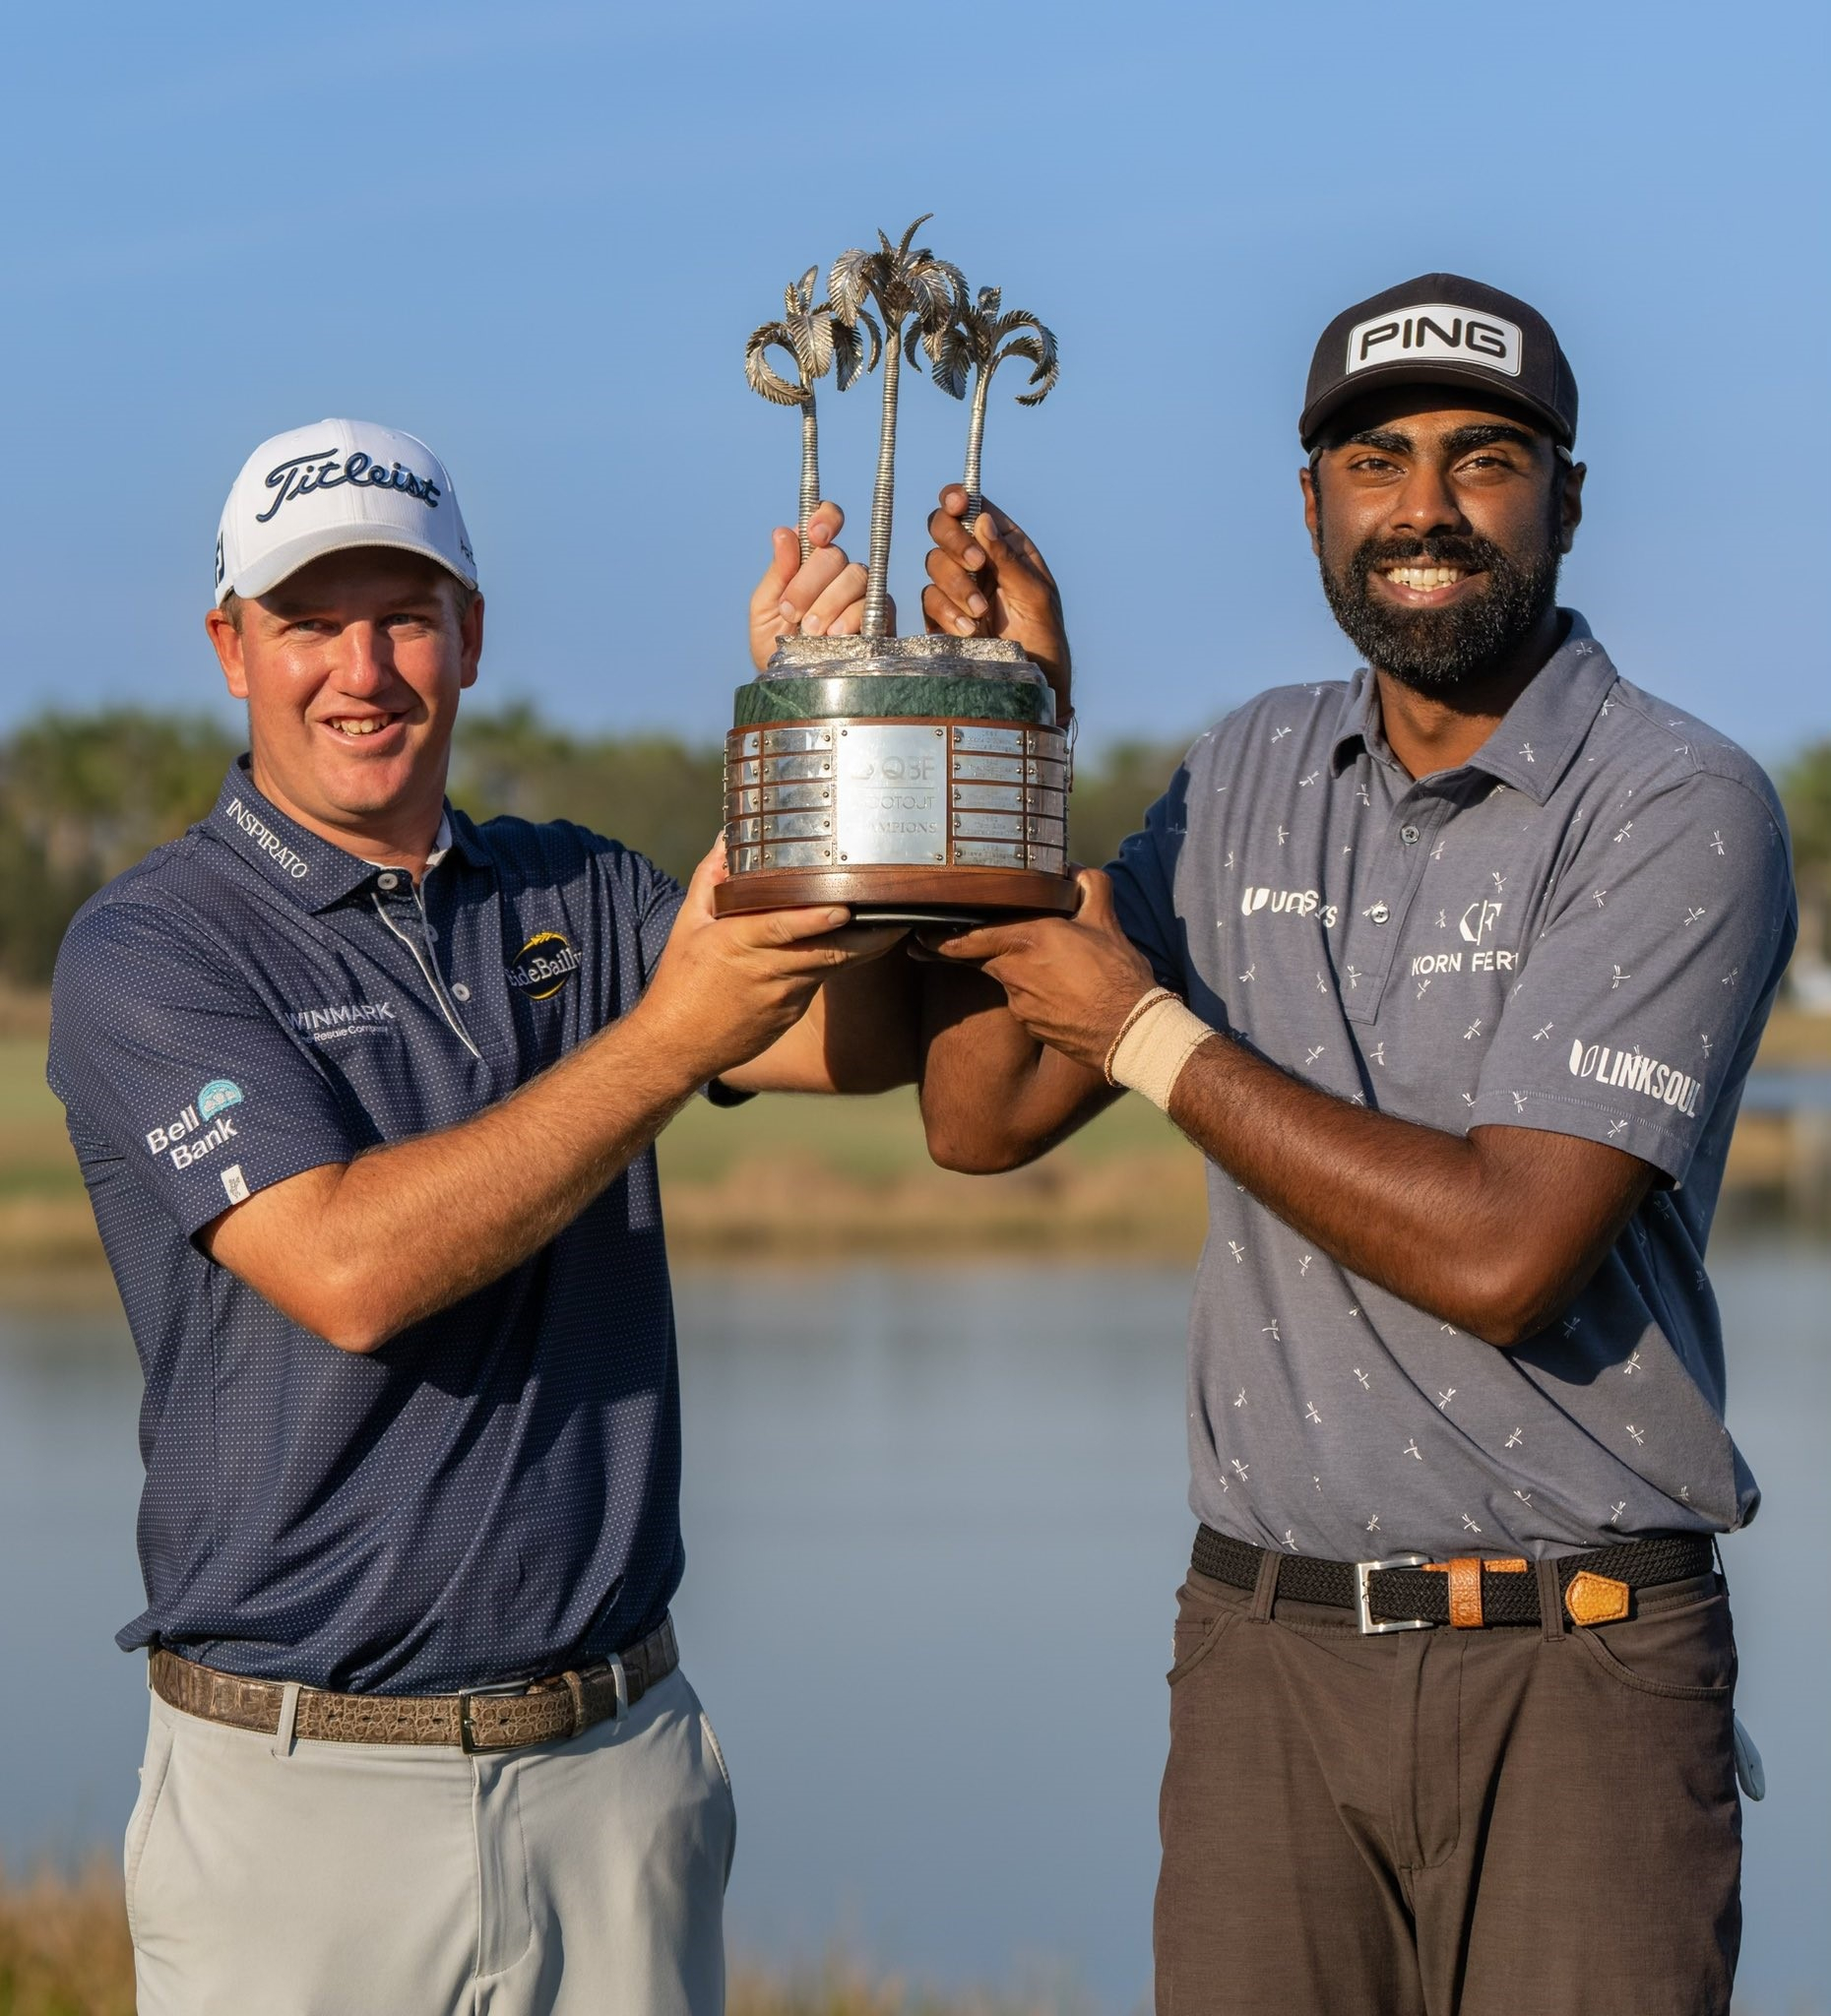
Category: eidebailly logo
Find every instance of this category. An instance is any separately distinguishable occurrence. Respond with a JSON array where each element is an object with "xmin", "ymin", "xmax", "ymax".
[
  {"xmin": 508, "ymin": 930, "xmax": 582, "ymax": 1000},
  {"xmin": 1568, "ymin": 1040, "xmax": 1704, "ymax": 1119}
]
